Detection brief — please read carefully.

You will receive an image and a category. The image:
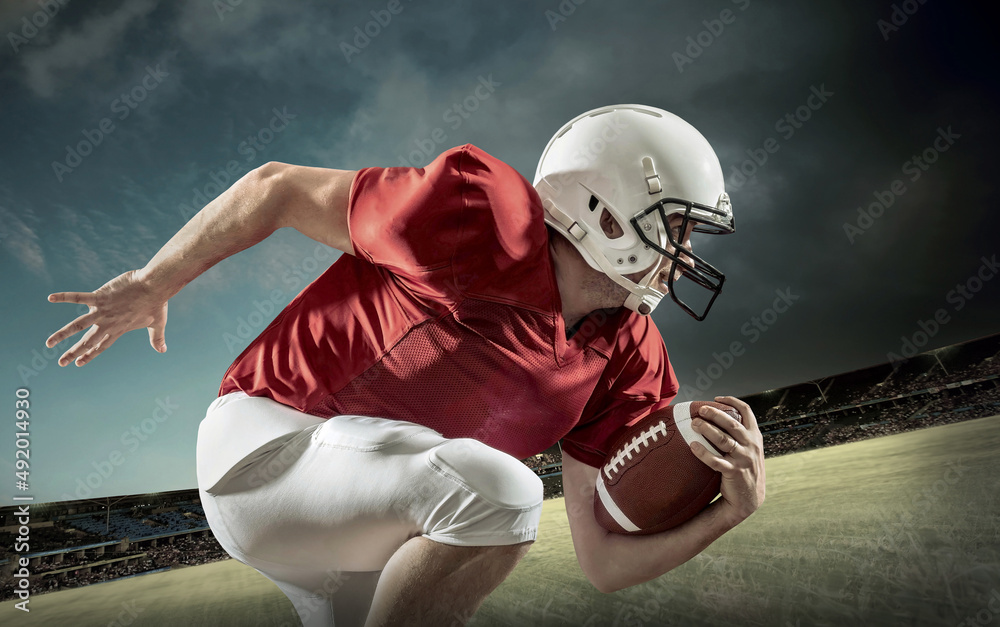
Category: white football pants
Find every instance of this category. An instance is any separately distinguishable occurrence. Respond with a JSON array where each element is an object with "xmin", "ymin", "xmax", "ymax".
[{"xmin": 196, "ymin": 391, "xmax": 543, "ymax": 627}]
